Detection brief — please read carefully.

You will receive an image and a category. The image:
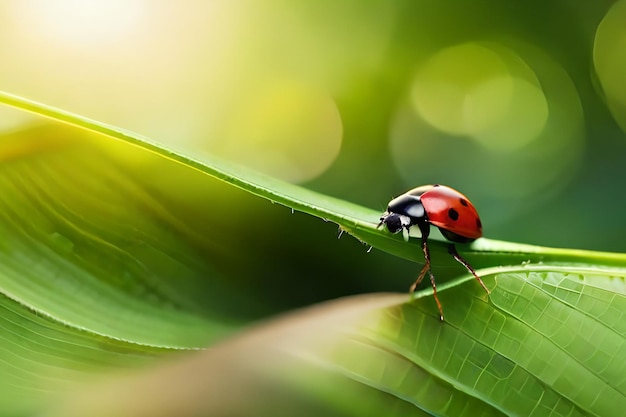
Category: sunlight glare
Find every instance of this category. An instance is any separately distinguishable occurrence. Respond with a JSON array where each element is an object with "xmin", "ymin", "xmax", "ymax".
[{"xmin": 14, "ymin": 0, "xmax": 144, "ymax": 45}]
